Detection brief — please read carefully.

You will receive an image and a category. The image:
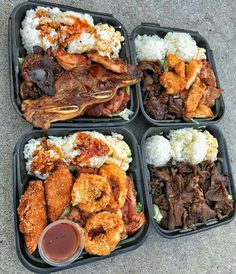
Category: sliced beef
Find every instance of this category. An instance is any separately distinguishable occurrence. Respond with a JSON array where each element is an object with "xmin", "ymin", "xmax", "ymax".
[{"xmin": 149, "ymin": 161, "xmax": 234, "ymax": 230}]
